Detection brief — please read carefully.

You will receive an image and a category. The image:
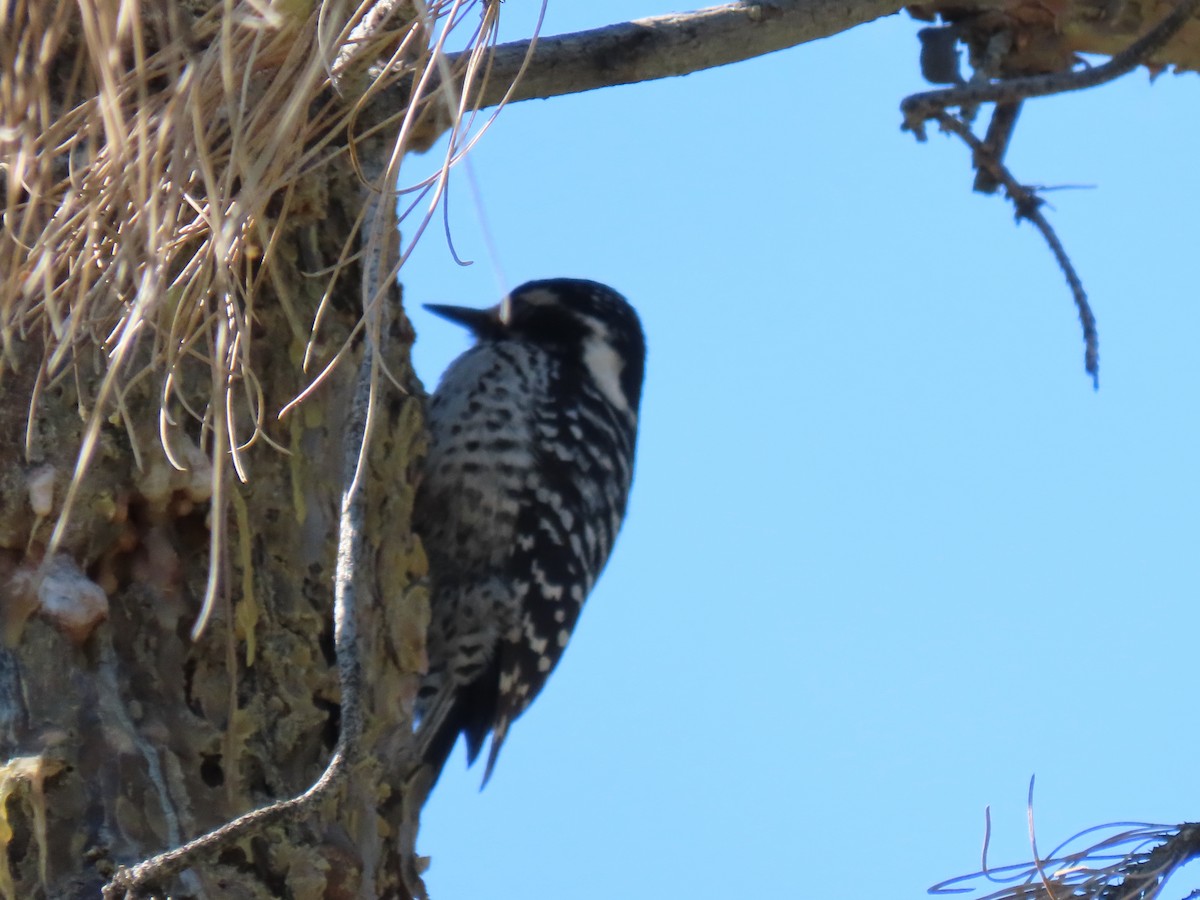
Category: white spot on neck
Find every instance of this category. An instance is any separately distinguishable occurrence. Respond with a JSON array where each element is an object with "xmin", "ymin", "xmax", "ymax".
[{"xmin": 581, "ymin": 316, "xmax": 632, "ymax": 415}]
